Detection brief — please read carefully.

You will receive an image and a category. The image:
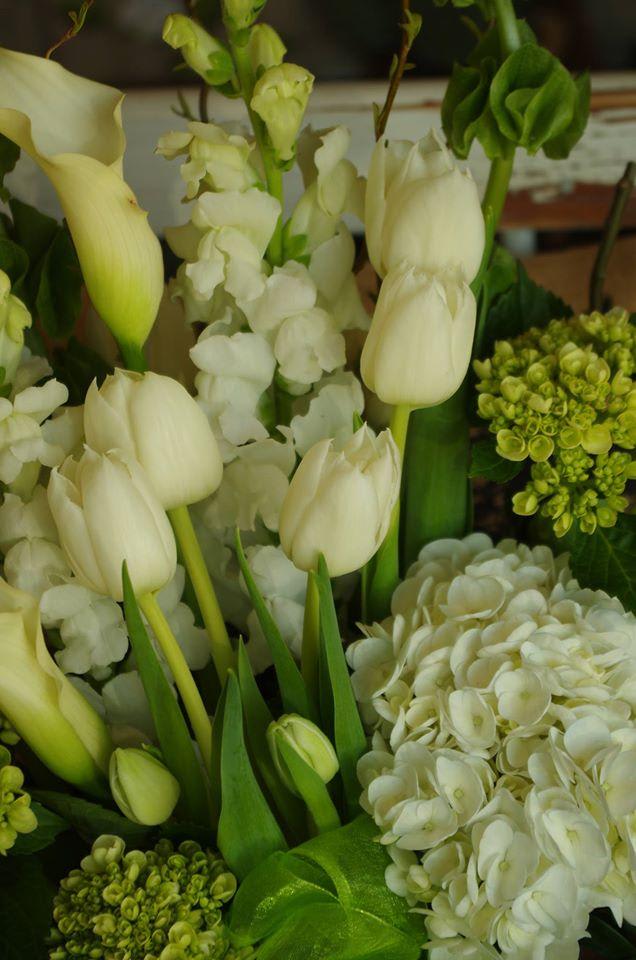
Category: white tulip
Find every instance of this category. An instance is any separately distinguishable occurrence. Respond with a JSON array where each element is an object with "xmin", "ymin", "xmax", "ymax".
[
  {"xmin": 279, "ymin": 425, "xmax": 401, "ymax": 577},
  {"xmin": 365, "ymin": 129, "xmax": 485, "ymax": 281},
  {"xmin": 361, "ymin": 266, "xmax": 476, "ymax": 407},
  {"xmin": 84, "ymin": 369, "xmax": 223, "ymax": 510},
  {"xmin": 47, "ymin": 448, "xmax": 177, "ymax": 601}
]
